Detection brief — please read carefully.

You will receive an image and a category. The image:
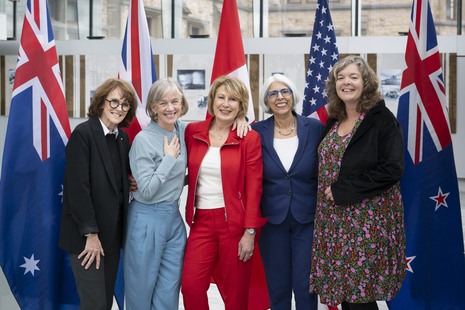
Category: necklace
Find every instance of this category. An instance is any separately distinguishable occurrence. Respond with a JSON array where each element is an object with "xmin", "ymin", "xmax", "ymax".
[
  {"xmin": 274, "ymin": 116, "xmax": 296, "ymax": 136},
  {"xmin": 216, "ymin": 127, "xmax": 230, "ymax": 140}
]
